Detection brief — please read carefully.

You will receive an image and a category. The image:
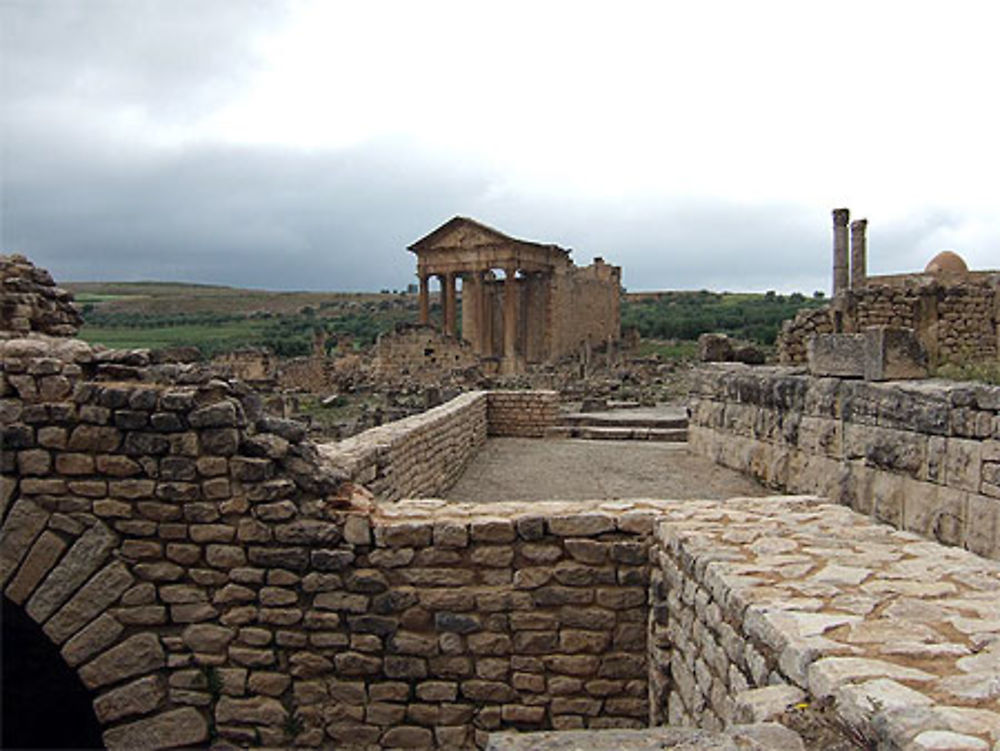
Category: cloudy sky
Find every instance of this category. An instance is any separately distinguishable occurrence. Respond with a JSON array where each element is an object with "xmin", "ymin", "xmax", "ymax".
[{"xmin": 2, "ymin": 1, "xmax": 998, "ymax": 293}]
